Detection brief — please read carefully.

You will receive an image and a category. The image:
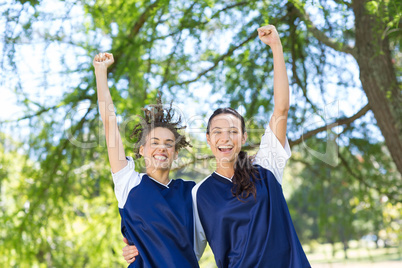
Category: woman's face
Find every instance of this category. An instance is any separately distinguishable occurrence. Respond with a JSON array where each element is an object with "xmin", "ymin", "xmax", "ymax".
[
  {"xmin": 140, "ymin": 127, "xmax": 178, "ymax": 172},
  {"xmin": 207, "ymin": 113, "xmax": 247, "ymax": 164}
]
